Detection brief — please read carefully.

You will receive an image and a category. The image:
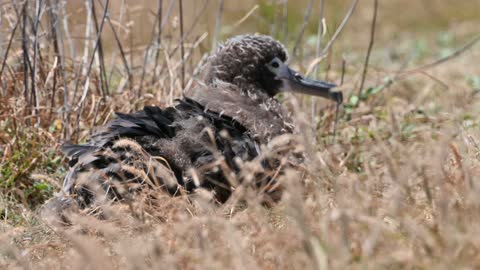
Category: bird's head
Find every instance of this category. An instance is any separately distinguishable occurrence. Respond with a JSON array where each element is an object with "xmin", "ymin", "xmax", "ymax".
[{"xmin": 203, "ymin": 34, "xmax": 342, "ymax": 104}]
